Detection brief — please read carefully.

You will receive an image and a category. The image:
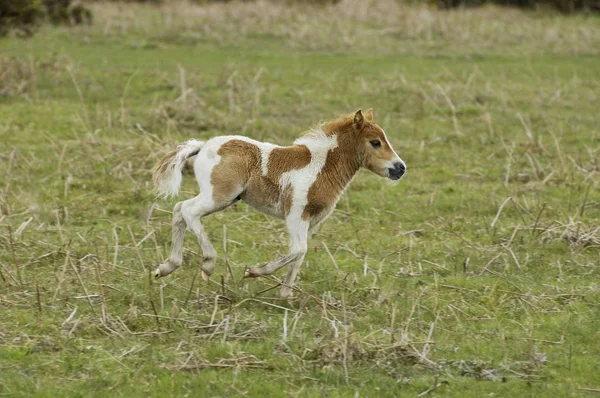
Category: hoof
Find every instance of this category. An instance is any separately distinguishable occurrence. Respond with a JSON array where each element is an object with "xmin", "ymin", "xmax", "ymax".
[
  {"xmin": 201, "ymin": 270, "xmax": 211, "ymax": 281},
  {"xmin": 244, "ymin": 267, "xmax": 260, "ymax": 278},
  {"xmin": 200, "ymin": 259, "xmax": 215, "ymax": 281},
  {"xmin": 154, "ymin": 261, "xmax": 179, "ymax": 279},
  {"xmin": 280, "ymin": 285, "xmax": 294, "ymax": 298}
]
